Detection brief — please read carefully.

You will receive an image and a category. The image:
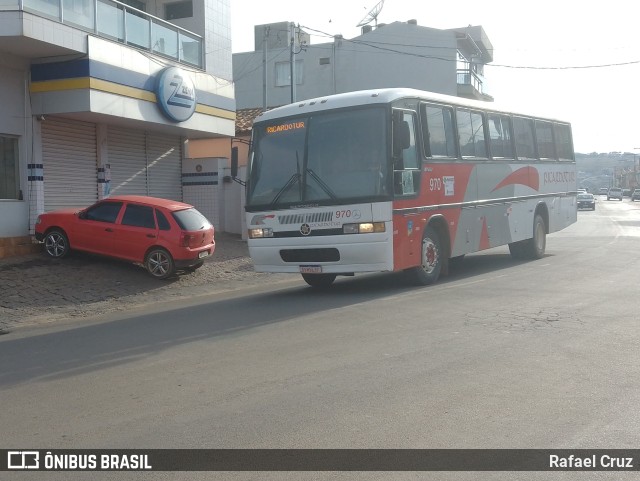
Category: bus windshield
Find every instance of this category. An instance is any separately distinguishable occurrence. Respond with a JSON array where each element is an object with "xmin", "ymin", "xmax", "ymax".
[{"xmin": 247, "ymin": 106, "xmax": 389, "ymax": 209}]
